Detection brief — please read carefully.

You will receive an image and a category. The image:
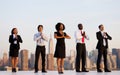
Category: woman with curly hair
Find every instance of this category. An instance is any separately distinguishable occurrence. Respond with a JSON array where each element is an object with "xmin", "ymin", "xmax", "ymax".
[{"xmin": 54, "ymin": 22, "xmax": 71, "ymax": 74}]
